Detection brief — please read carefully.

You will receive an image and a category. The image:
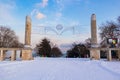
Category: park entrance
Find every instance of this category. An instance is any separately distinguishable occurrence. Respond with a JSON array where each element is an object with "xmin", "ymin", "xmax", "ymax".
[{"xmin": 0, "ymin": 14, "xmax": 120, "ymax": 61}]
